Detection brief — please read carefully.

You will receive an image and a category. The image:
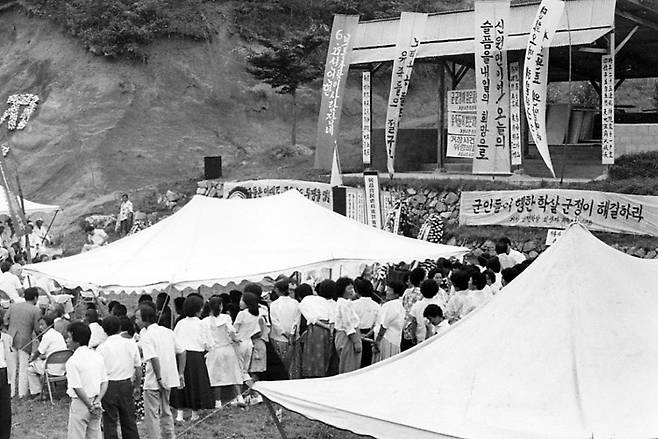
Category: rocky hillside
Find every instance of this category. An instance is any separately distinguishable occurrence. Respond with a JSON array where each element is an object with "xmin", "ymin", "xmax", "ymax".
[{"xmin": 0, "ymin": 1, "xmax": 654, "ymax": 248}]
